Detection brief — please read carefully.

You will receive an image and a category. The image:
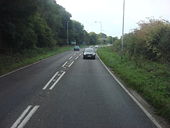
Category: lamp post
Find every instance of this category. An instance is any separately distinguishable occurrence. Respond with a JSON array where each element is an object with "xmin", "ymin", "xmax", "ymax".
[
  {"xmin": 67, "ymin": 21, "xmax": 69, "ymax": 45},
  {"xmin": 121, "ymin": 0, "xmax": 125, "ymax": 51}
]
